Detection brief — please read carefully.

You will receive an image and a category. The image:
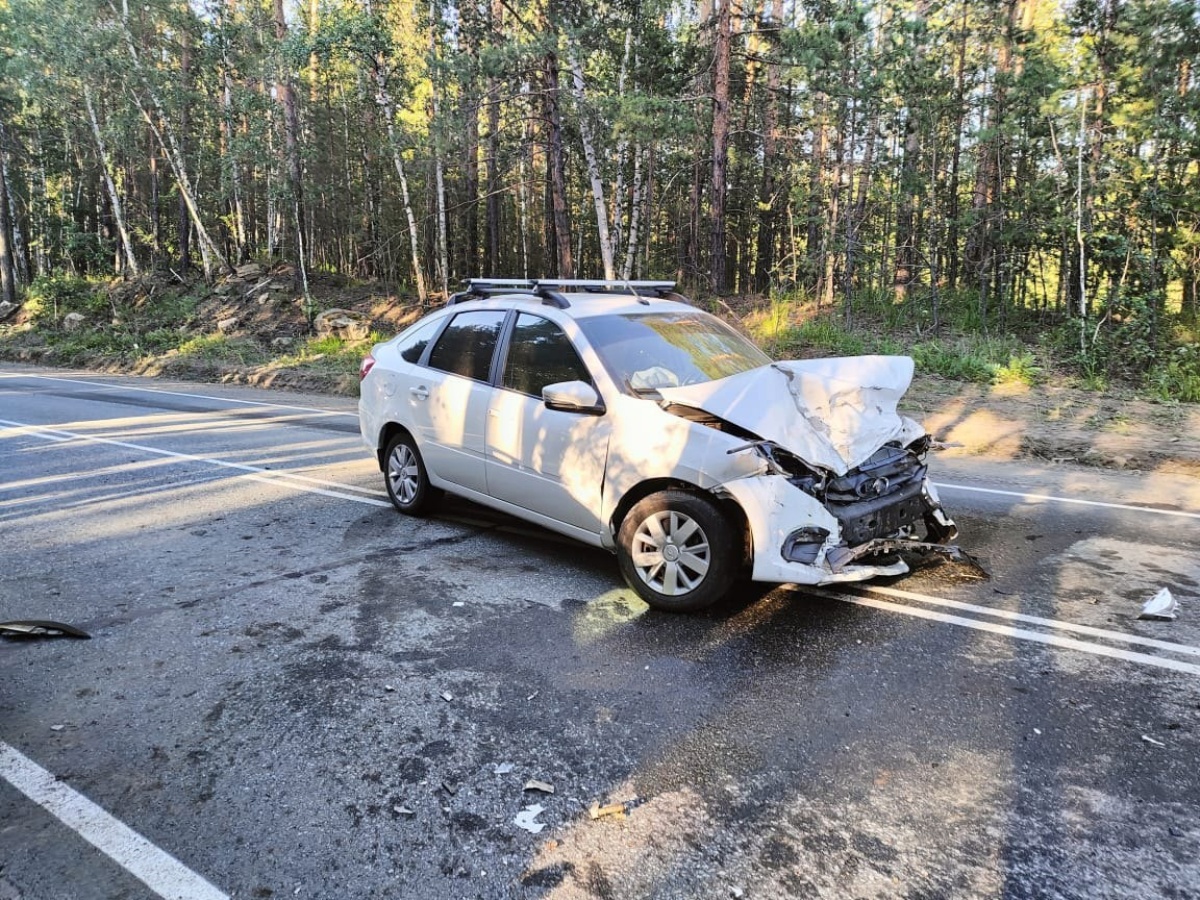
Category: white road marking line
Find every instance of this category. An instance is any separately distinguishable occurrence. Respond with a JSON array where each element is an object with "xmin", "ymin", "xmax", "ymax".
[
  {"xmin": 0, "ymin": 742, "xmax": 229, "ymax": 900},
  {"xmin": 0, "ymin": 419, "xmax": 391, "ymax": 507},
  {"xmin": 0, "ymin": 371, "xmax": 356, "ymax": 417},
  {"xmin": 933, "ymin": 481, "xmax": 1200, "ymax": 520},
  {"xmin": 853, "ymin": 584, "xmax": 1200, "ymax": 658},
  {"xmin": 6, "ymin": 369, "xmax": 1197, "ymax": 521},
  {"xmin": 825, "ymin": 591, "xmax": 1200, "ymax": 676}
]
